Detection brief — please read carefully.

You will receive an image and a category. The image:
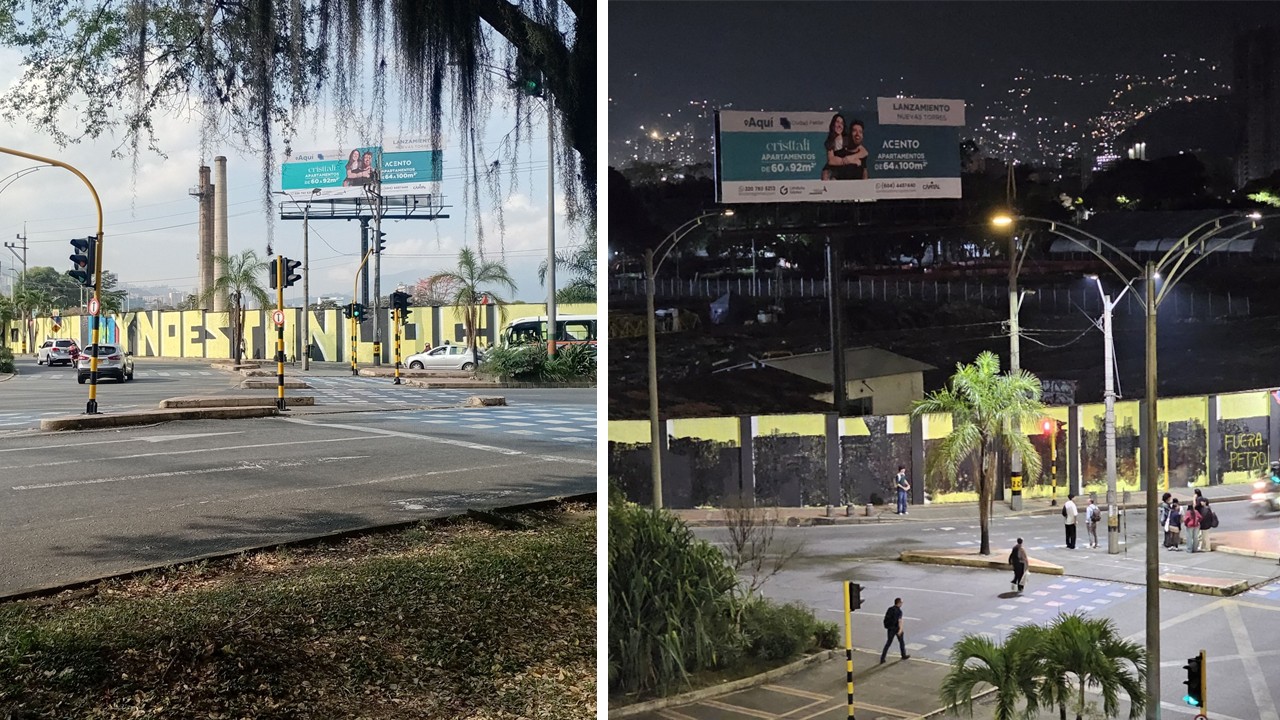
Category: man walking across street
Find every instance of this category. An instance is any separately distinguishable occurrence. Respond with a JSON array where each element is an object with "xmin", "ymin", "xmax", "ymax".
[
  {"xmin": 1009, "ymin": 538, "xmax": 1029, "ymax": 593},
  {"xmin": 1063, "ymin": 493, "xmax": 1078, "ymax": 549},
  {"xmin": 880, "ymin": 598, "xmax": 910, "ymax": 664},
  {"xmin": 894, "ymin": 466, "xmax": 910, "ymax": 515}
]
